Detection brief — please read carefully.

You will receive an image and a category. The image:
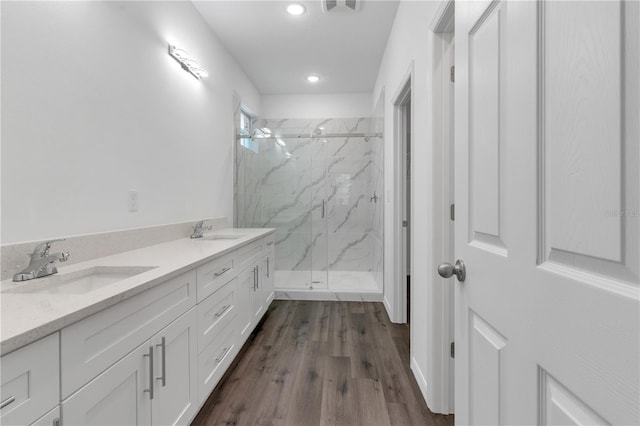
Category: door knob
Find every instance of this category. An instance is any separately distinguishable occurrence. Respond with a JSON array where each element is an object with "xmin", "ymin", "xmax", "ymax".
[{"xmin": 438, "ymin": 259, "xmax": 466, "ymax": 282}]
